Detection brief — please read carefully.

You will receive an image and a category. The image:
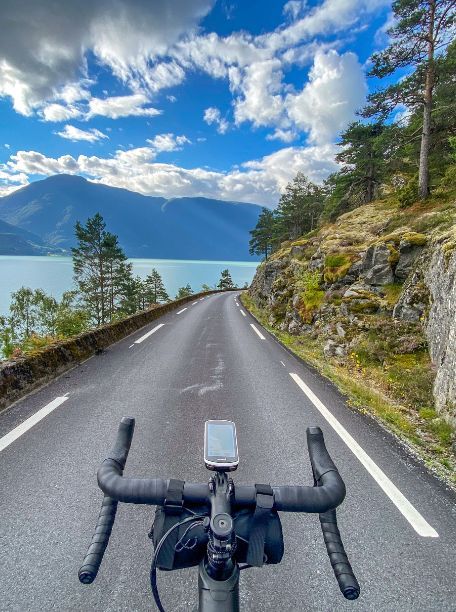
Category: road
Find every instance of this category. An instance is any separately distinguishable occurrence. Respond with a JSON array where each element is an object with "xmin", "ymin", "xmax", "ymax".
[{"xmin": 0, "ymin": 291, "xmax": 455, "ymax": 611}]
